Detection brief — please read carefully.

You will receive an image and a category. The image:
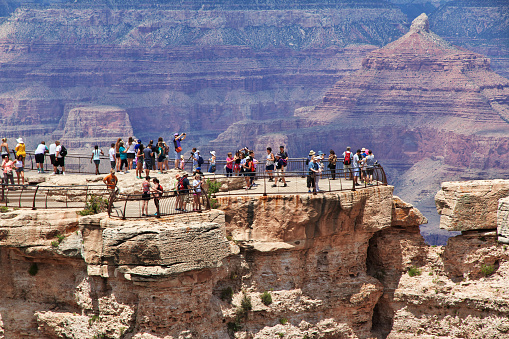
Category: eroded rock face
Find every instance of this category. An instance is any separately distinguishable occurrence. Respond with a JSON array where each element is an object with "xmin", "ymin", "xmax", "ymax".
[{"xmin": 435, "ymin": 180, "xmax": 509, "ymax": 231}]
